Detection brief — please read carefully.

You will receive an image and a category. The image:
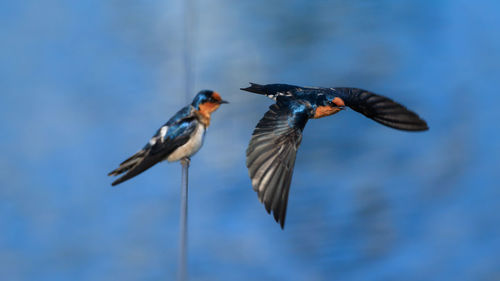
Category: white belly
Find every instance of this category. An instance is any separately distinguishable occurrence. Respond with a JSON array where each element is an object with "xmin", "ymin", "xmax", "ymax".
[{"xmin": 166, "ymin": 123, "xmax": 205, "ymax": 162}]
